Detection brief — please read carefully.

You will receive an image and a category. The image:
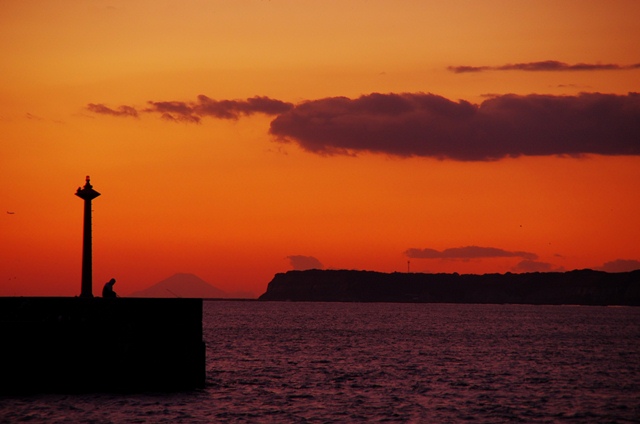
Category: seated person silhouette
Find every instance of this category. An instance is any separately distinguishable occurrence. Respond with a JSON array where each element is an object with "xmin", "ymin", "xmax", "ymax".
[{"xmin": 102, "ymin": 278, "xmax": 118, "ymax": 298}]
